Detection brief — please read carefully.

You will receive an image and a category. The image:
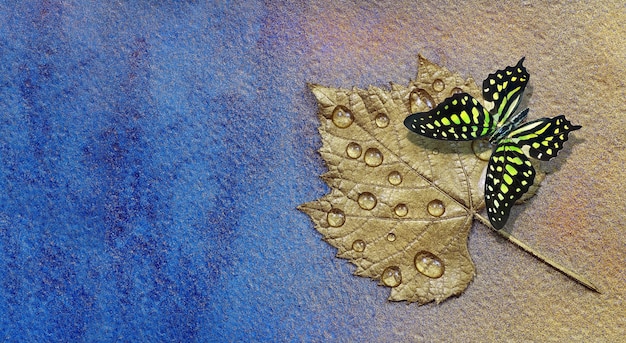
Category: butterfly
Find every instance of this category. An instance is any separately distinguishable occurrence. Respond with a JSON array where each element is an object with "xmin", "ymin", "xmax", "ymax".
[{"xmin": 404, "ymin": 58, "xmax": 581, "ymax": 229}]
